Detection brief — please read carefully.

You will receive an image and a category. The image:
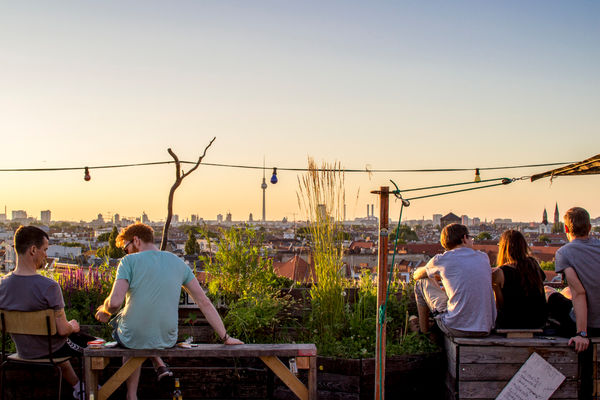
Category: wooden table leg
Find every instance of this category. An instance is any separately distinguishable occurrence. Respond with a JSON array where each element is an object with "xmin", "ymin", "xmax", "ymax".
[
  {"xmin": 260, "ymin": 356, "xmax": 308, "ymax": 400},
  {"xmin": 98, "ymin": 357, "xmax": 146, "ymax": 400},
  {"xmin": 84, "ymin": 356, "xmax": 99, "ymax": 400},
  {"xmin": 308, "ymin": 356, "xmax": 317, "ymax": 400}
]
